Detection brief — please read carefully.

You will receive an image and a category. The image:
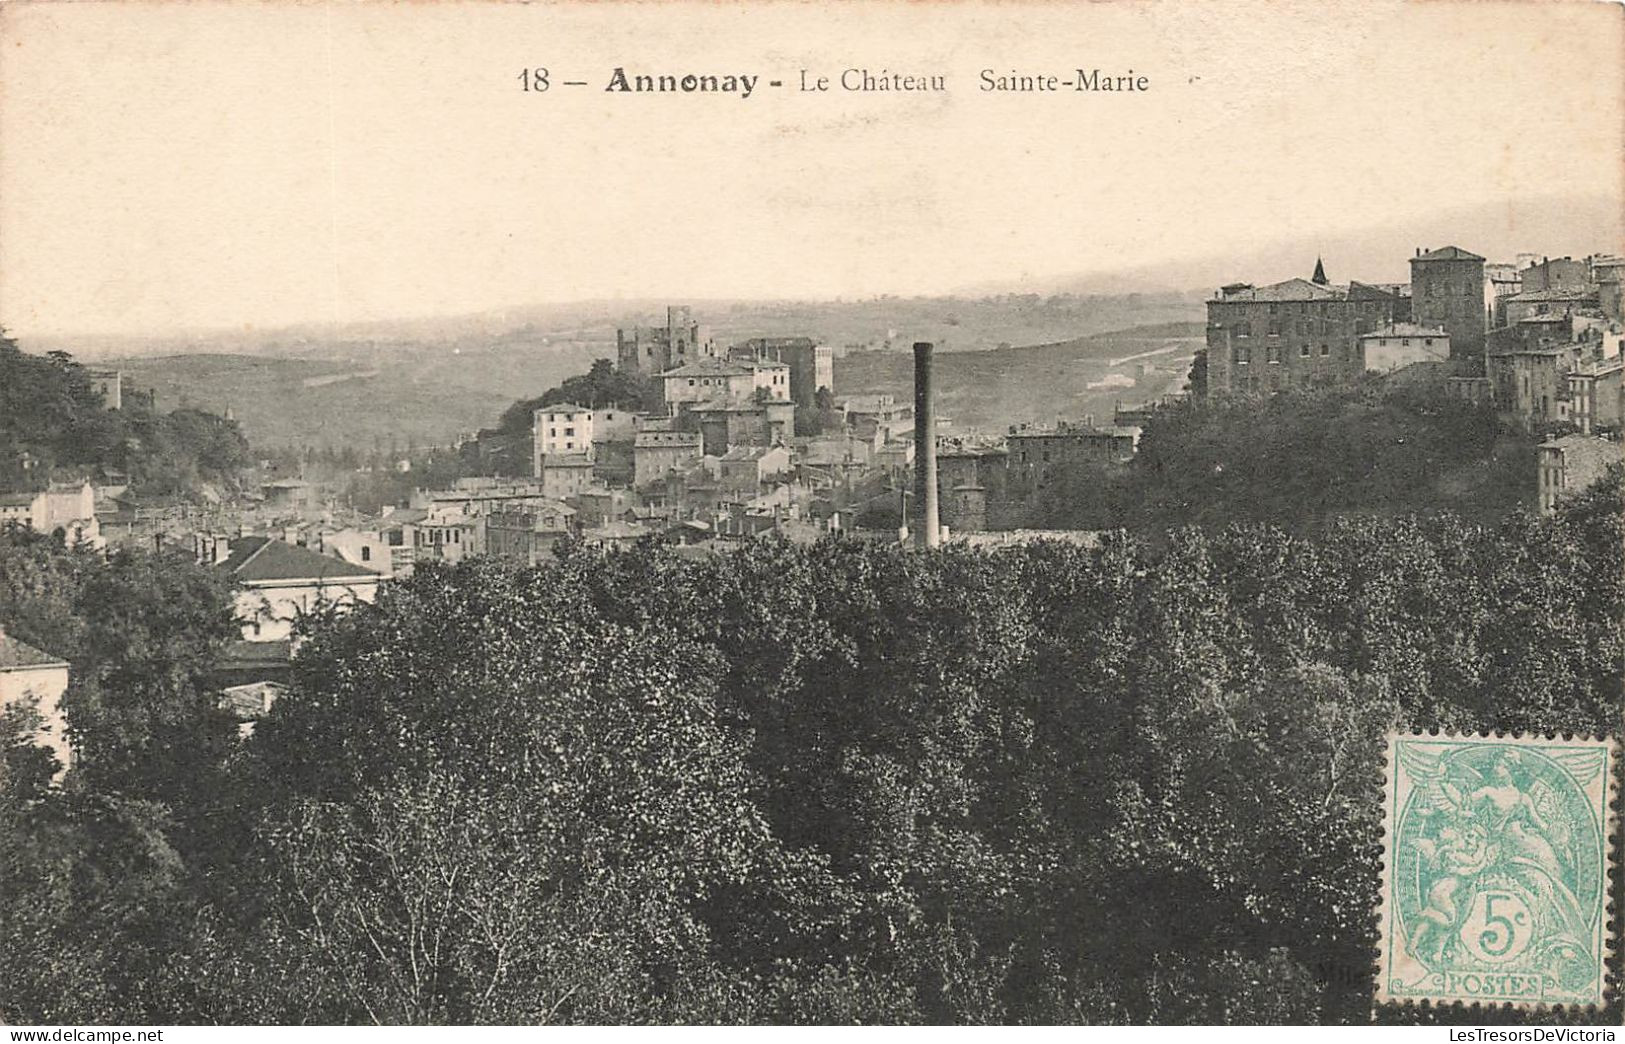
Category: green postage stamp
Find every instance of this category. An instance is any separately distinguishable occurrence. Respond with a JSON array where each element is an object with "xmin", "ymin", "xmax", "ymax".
[{"xmin": 1378, "ymin": 733, "xmax": 1617, "ymax": 1009}]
